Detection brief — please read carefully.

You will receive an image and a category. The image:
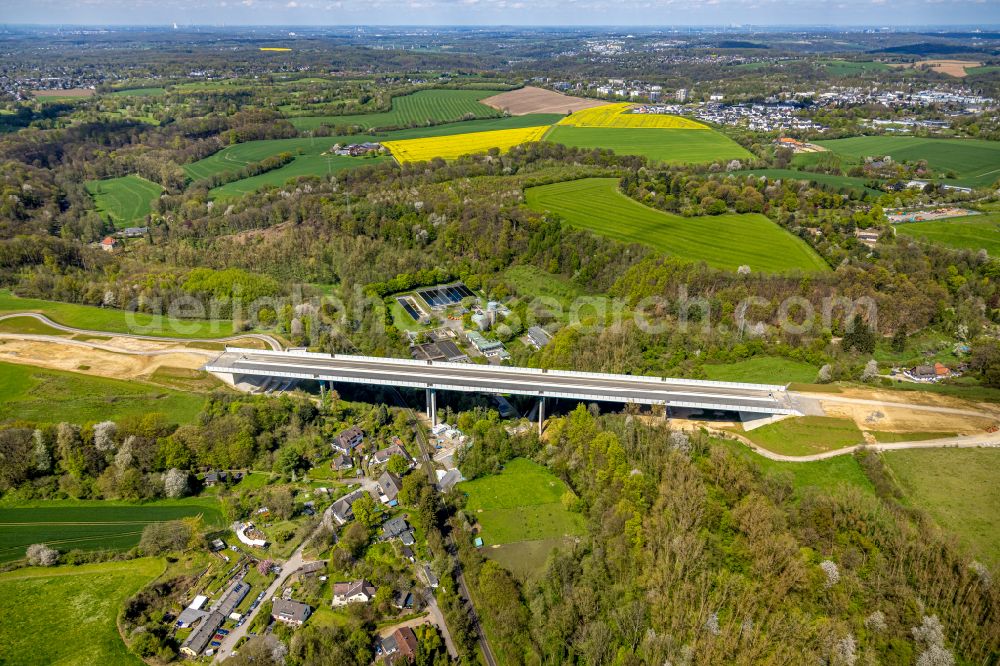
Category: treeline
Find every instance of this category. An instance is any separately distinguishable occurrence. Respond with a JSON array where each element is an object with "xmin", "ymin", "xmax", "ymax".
[{"xmin": 450, "ymin": 407, "xmax": 999, "ymax": 665}]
